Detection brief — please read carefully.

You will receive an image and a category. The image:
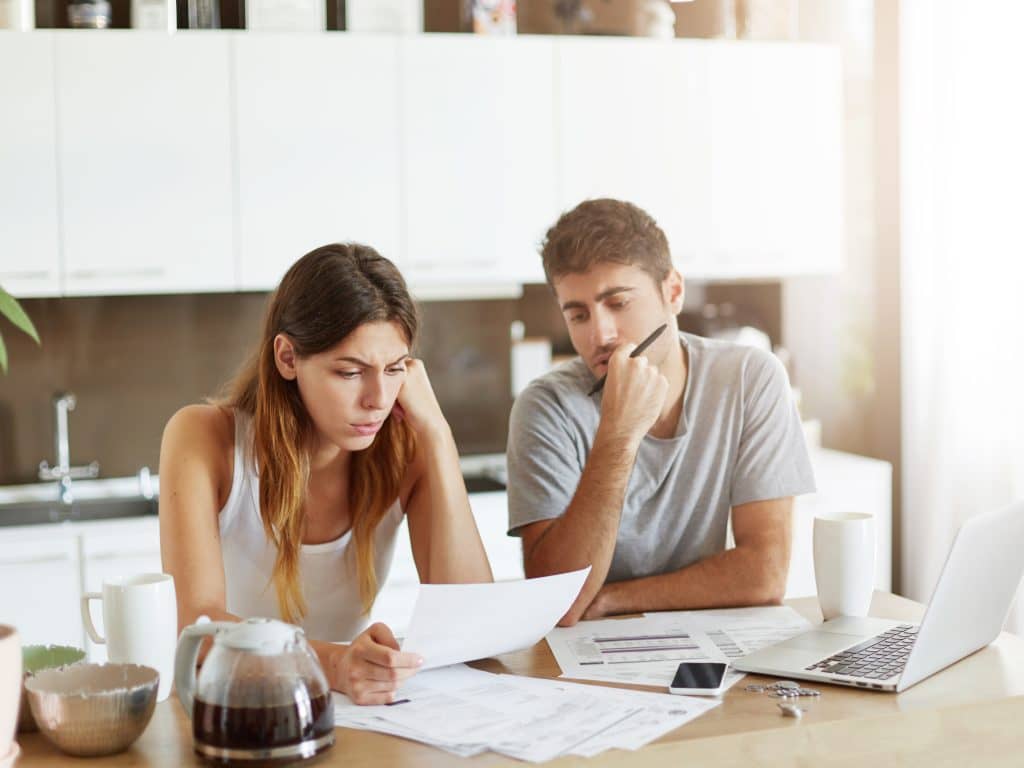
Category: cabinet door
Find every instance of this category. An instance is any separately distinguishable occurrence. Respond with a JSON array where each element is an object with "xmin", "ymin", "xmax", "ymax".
[
  {"xmin": 80, "ymin": 518, "xmax": 162, "ymax": 661},
  {"xmin": 55, "ymin": 31, "xmax": 234, "ymax": 296},
  {"xmin": 706, "ymin": 43, "xmax": 842, "ymax": 277},
  {"xmin": 0, "ymin": 32, "xmax": 61, "ymax": 298},
  {"xmin": 401, "ymin": 35, "xmax": 558, "ymax": 288},
  {"xmin": 234, "ymin": 34, "xmax": 402, "ymax": 290},
  {"xmin": 0, "ymin": 534, "xmax": 82, "ymax": 648},
  {"xmin": 787, "ymin": 449, "xmax": 892, "ymax": 598},
  {"xmin": 469, "ymin": 491, "xmax": 522, "ymax": 582},
  {"xmin": 557, "ymin": 38, "xmax": 712, "ymax": 273}
]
